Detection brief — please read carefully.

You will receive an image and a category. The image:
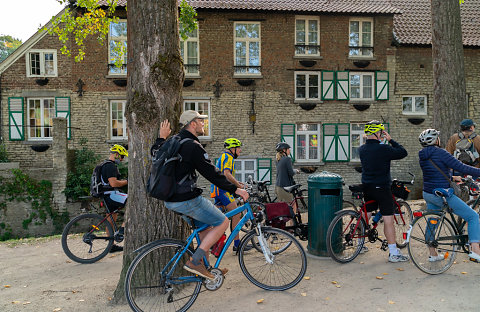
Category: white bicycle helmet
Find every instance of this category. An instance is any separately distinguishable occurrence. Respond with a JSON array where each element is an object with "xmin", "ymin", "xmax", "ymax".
[{"xmin": 419, "ymin": 129, "xmax": 440, "ymax": 147}]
